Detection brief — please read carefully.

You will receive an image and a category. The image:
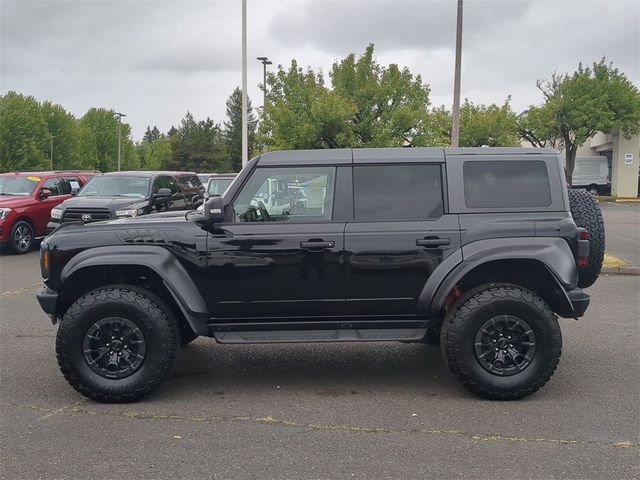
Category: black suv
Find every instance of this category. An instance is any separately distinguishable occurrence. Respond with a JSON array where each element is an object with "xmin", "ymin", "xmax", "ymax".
[
  {"xmin": 36, "ymin": 148, "xmax": 604, "ymax": 402},
  {"xmin": 47, "ymin": 171, "xmax": 203, "ymax": 230}
]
